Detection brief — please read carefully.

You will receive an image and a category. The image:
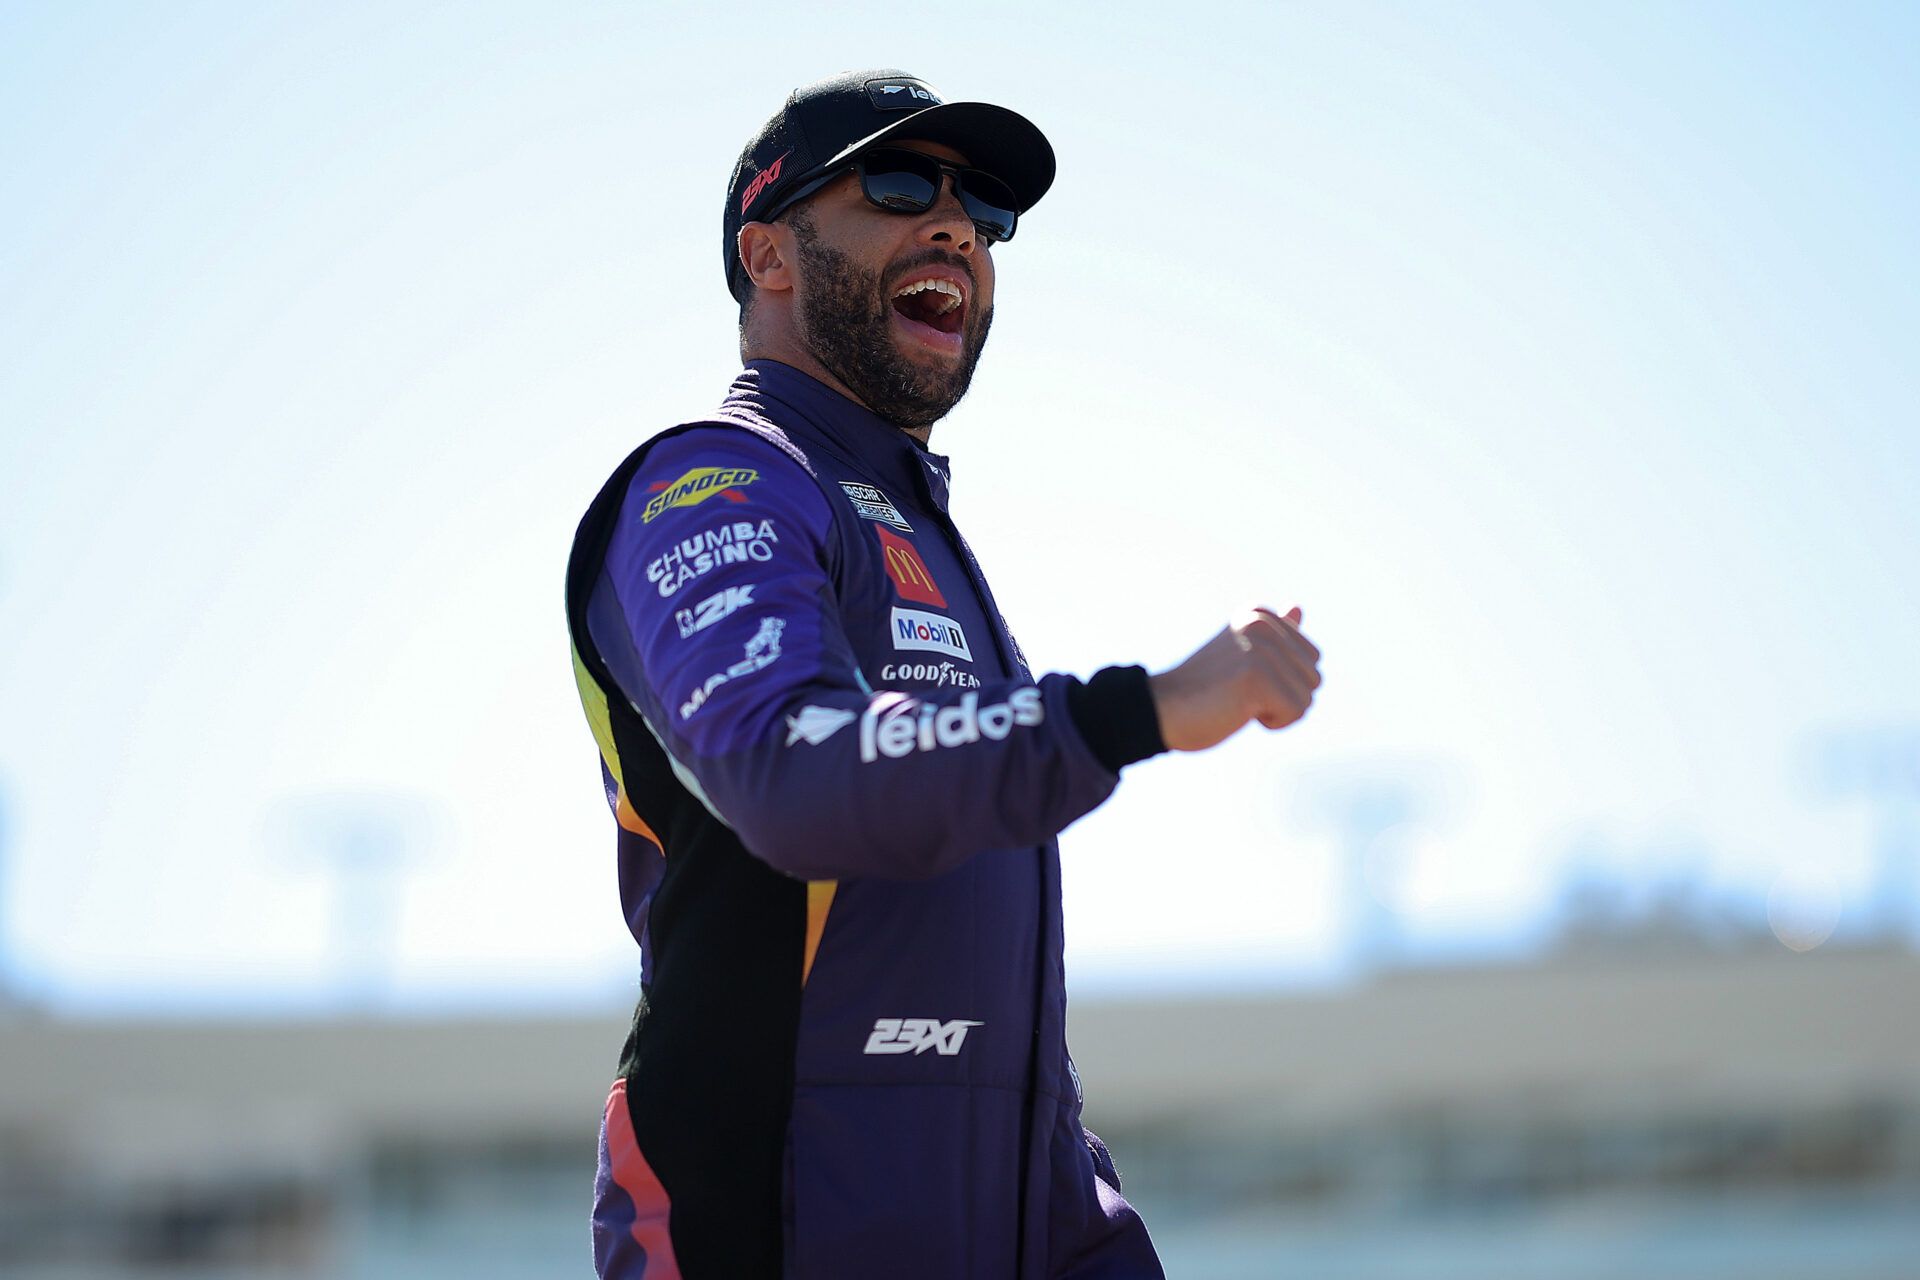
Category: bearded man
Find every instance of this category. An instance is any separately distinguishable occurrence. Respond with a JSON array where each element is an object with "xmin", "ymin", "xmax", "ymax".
[{"xmin": 565, "ymin": 69, "xmax": 1322, "ymax": 1280}]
